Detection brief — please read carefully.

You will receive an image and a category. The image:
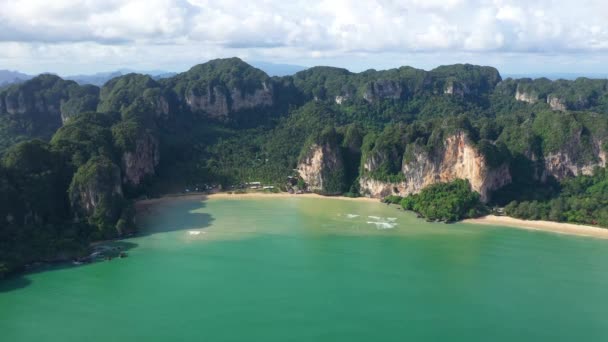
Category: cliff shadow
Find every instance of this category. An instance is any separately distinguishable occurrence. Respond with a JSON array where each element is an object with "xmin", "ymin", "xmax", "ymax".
[
  {"xmin": 1, "ymin": 198, "xmax": 215, "ymax": 293},
  {"xmin": 135, "ymin": 196, "xmax": 215, "ymax": 237},
  {"xmin": 0, "ymin": 241, "xmax": 139, "ymax": 294},
  {"xmin": 0, "ymin": 275, "xmax": 31, "ymax": 293}
]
